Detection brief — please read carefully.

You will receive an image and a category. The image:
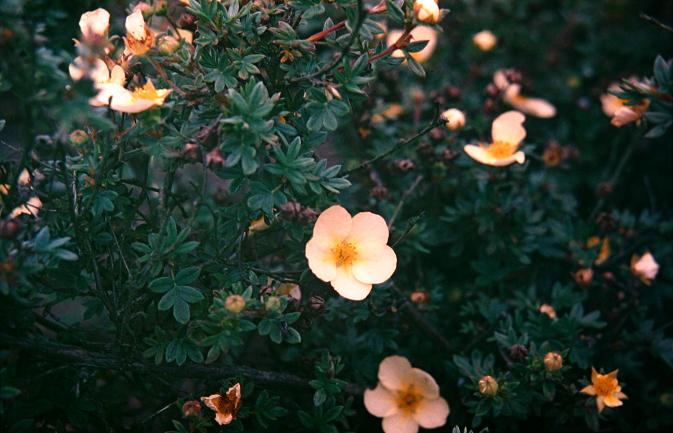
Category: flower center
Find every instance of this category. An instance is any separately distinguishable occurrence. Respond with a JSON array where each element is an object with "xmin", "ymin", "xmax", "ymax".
[
  {"xmin": 395, "ymin": 385, "xmax": 422, "ymax": 414},
  {"xmin": 487, "ymin": 140, "xmax": 517, "ymax": 159},
  {"xmin": 132, "ymin": 83, "xmax": 159, "ymax": 100},
  {"xmin": 331, "ymin": 241, "xmax": 357, "ymax": 267},
  {"xmin": 594, "ymin": 377, "xmax": 615, "ymax": 396}
]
